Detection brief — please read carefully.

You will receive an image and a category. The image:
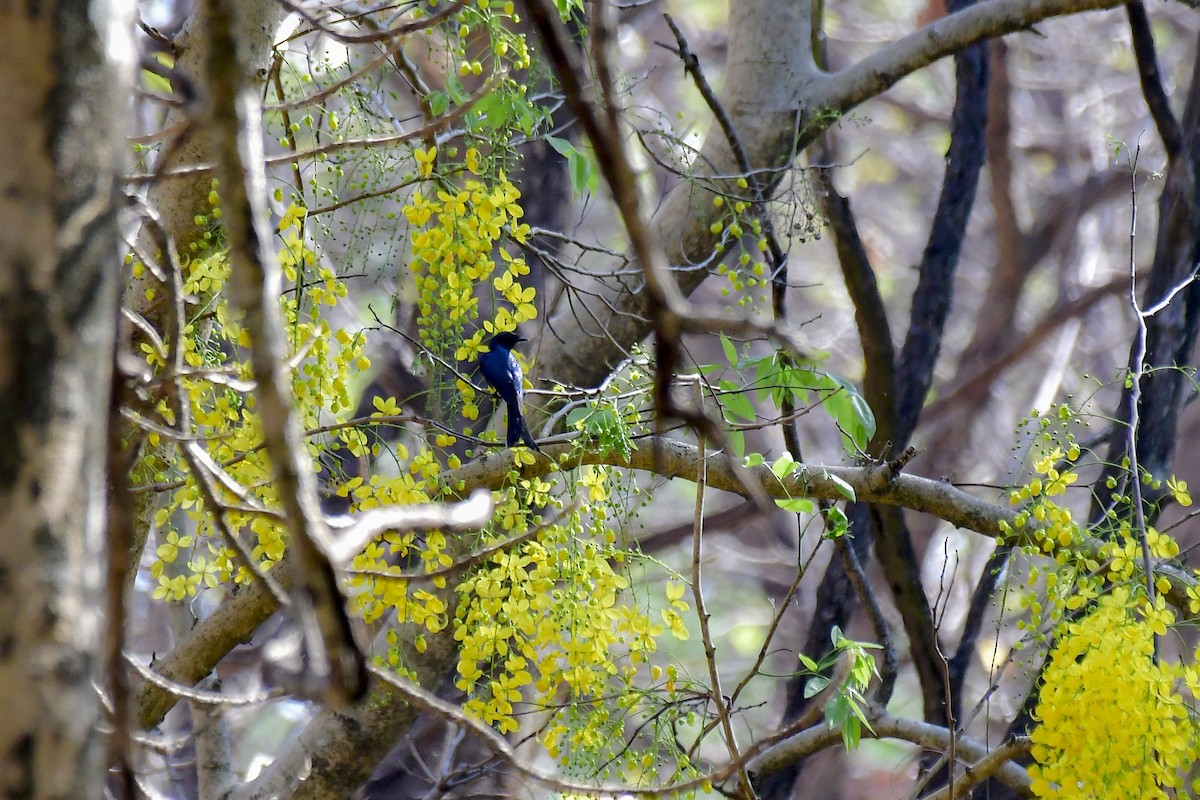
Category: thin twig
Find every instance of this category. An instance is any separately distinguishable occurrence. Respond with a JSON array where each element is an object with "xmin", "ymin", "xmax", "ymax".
[
  {"xmin": 127, "ymin": 655, "xmax": 281, "ymax": 707},
  {"xmin": 837, "ymin": 536, "xmax": 898, "ymax": 705},
  {"xmin": 688, "ymin": 437, "xmax": 755, "ymax": 797},
  {"xmin": 1122, "ymin": 143, "xmax": 1158, "ymax": 640},
  {"xmin": 181, "ymin": 441, "xmax": 293, "ymax": 607},
  {"xmin": 341, "ymin": 494, "xmax": 574, "ymax": 577}
]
